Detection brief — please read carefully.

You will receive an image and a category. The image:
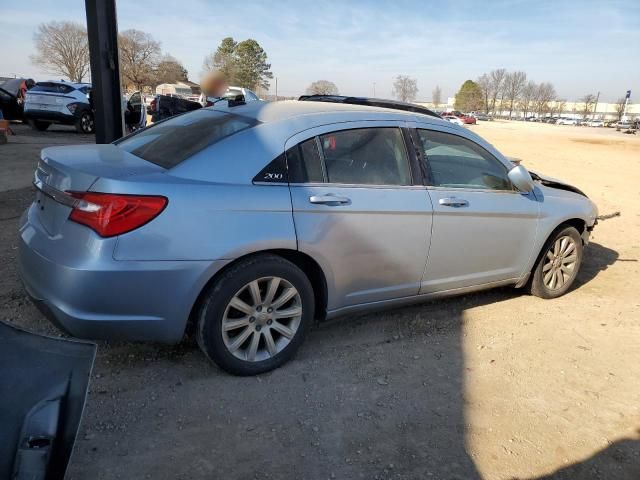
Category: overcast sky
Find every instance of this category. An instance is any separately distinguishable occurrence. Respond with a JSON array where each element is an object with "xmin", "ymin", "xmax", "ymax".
[{"xmin": 1, "ymin": 0, "xmax": 638, "ymax": 102}]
